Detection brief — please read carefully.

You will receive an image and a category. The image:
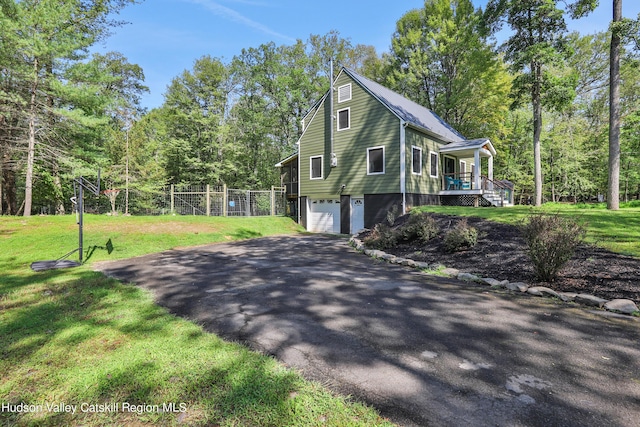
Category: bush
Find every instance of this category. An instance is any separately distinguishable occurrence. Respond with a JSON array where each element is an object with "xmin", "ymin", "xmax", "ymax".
[
  {"xmin": 443, "ymin": 219, "xmax": 478, "ymax": 253},
  {"xmin": 398, "ymin": 212, "xmax": 440, "ymax": 243},
  {"xmin": 521, "ymin": 213, "xmax": 586, "ymax": 282},
  {"xmin": 363, "ymin": 223, "xmax": 397, "ymax": 249}
]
